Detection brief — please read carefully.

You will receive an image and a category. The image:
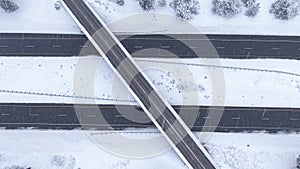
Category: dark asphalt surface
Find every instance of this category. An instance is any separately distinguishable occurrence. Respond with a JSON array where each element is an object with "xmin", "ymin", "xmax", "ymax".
[
  {"xmin": 0, "ymin": 33, "xmax": 300, "ymax": 59},
  {"xmin": 0, "ymin": 104, "xmax": 299, "ymax": 132},
  {"xmin": 63, "ymin": 0, "xmax": 217, "ymax": 168}
]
